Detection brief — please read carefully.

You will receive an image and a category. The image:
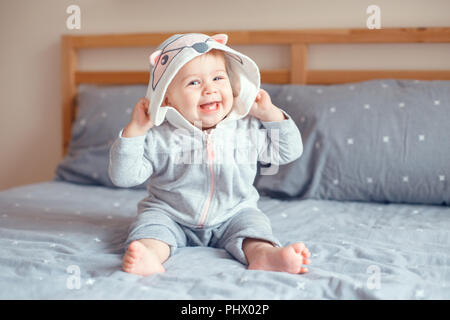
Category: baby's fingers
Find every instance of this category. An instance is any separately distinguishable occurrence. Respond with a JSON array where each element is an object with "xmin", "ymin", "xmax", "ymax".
[
  {"xmin": 137, "ymin": 98, "xmax": 150, "ymax": 115},
  {"xmin": 255, "ymin": 89, "xmax": 266, "ymax": 102},
  {"xmin": 139, "ymin": 97, "xmax": 149, "ymax": 108}
]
